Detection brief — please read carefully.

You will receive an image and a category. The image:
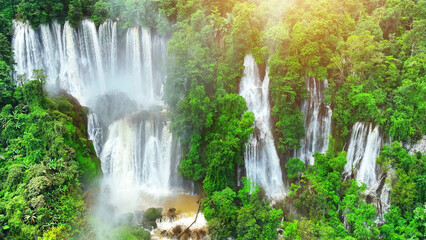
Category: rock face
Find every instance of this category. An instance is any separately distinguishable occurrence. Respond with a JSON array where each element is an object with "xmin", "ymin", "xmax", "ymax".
[
  {"xmin": 365, "ymin": 171, "xmax": 392, "ymax": 225},
  {"xmin": 294, "ymin": 77, "xmax": 332, "ymax": 165},
  {"xmin": 344, "ymin": 122, "xmax": 382, "ymax": 187},
  {"xmin": 342, "ymin": 122, "xmax": 393, "ymax": 223},
  {"xmin": 407, "ymin": 135, "xmax": 426, "ymax": 155}
]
